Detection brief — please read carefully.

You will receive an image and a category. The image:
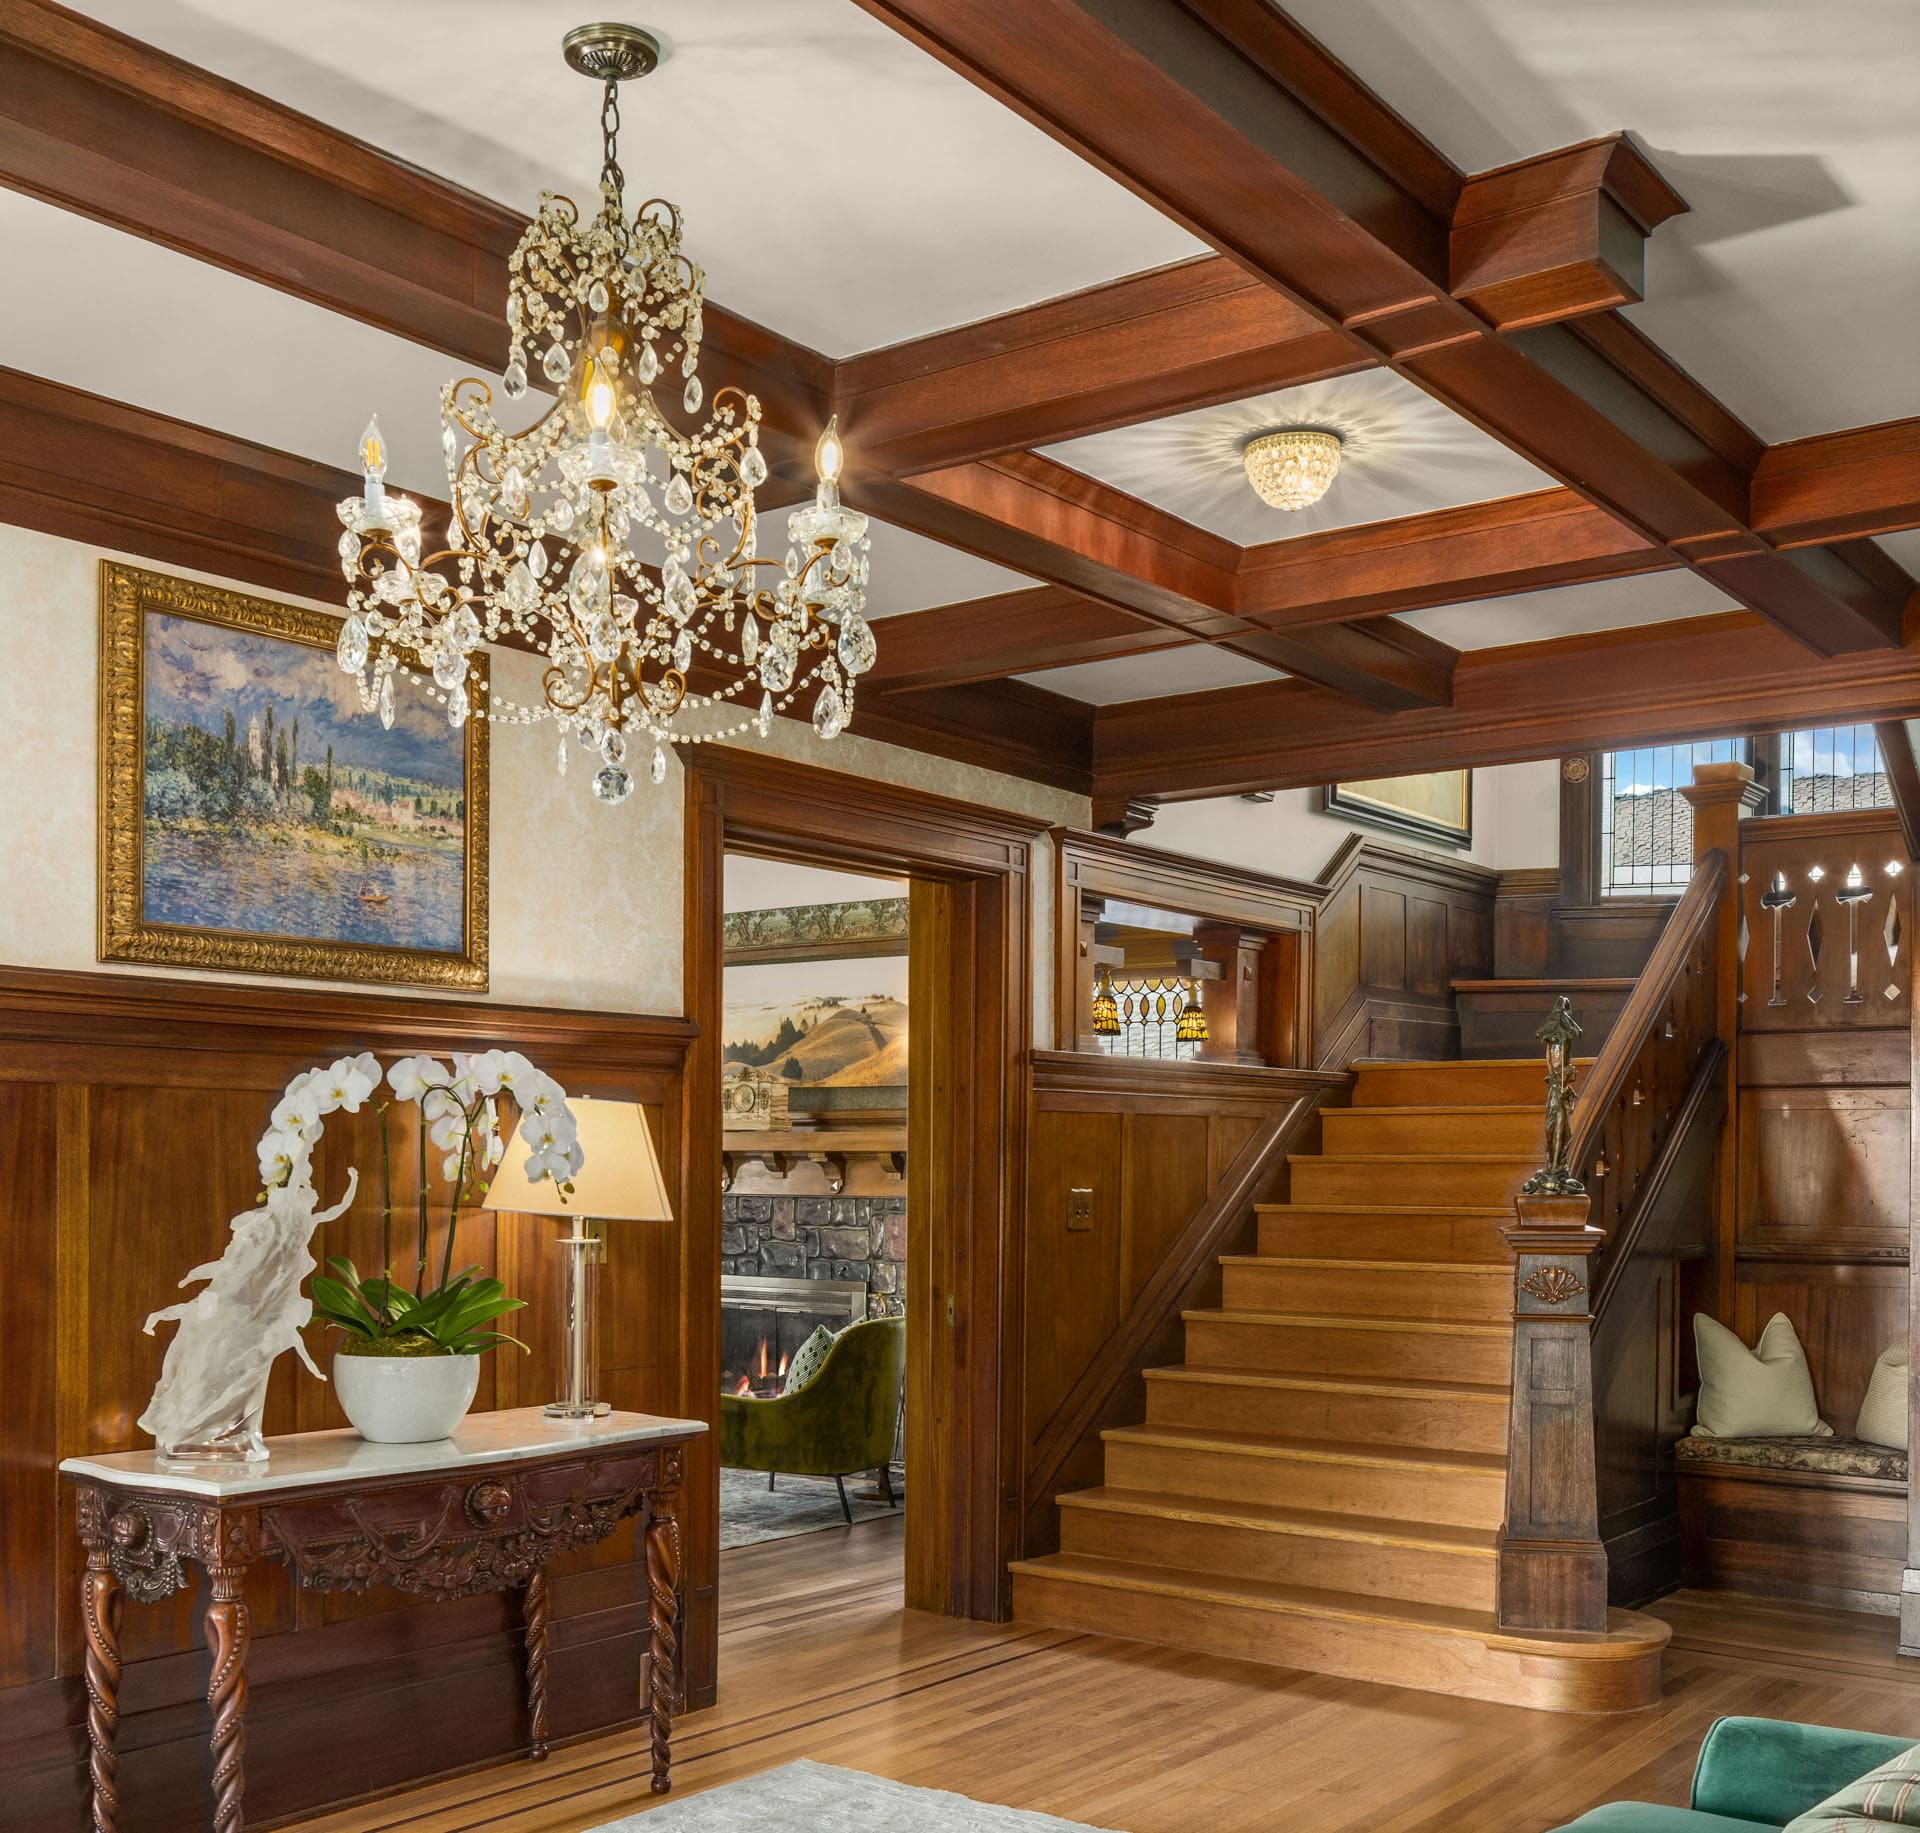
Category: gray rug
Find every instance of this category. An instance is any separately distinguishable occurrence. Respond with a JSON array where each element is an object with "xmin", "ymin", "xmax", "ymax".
[
  {"xmin": 718, "ymin": 1466, "xmax": 899, "ymax": 1548},
  {"xmin": 602, "ymin": 1760, "xmax": 1115, "ymax": 1828}
]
